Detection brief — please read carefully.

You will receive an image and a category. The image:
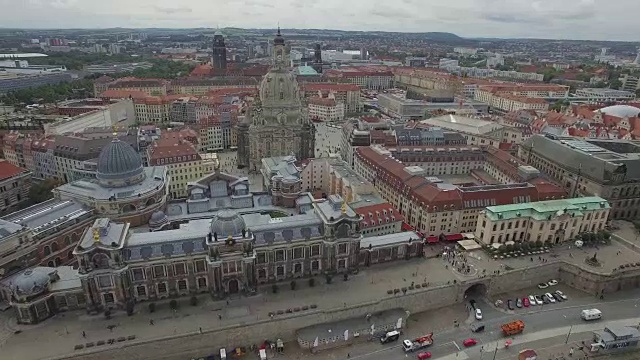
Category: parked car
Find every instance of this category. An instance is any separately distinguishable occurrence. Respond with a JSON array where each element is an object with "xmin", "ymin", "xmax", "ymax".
[
  {"xmin": 555, "ymin": 290, "xmax": 568, "ymax": 300},
  {"xmin": 507, "ymin": 300, "xmax": 515, "ymax": 310},
  {"xmin": 542, "ymin": 294, "xmax": 551, "ymax": 304},
  {"xmin": 463, "ymin": 338, "xmax": 478, "ymax": 347},
  {"xmin": 470, "ymin": 323, "xmax": 485, "ymax": 333},
  {"xmin": 475, "ymin": 308, "xmax": 483, "ymax": 320},
  {"xmin": 516, "ymin": 298, "xmax": 523, "ymax": 308},
  {"xmin": 417, "ymin": 352, "xmax": 432, "ymax": 360},
  {"xmin": 538, "ymin": 283, "xmax": 549, "ymax": 289},
  {"xmin": 534, "ymin": 295, "xmax": 544, "ymax": 305},
  {"xmin": 528, "ymin": 295, "xmax": 537, "ymax": 306},
  {"xmin": 544, "ymin": 293, "xmax": 556, "ymax": 303},
  {"xmin": 523, "ymin": 297, "xmax": 530, "ymax": 307},
  {"xmin": 552, "ymin": 293, "xmax": 564, "ymax": 302},
  {"xmin": 548, "ymin": 279, "xmax": 558, "ymax": 286}
]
